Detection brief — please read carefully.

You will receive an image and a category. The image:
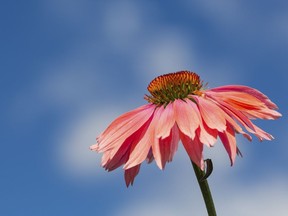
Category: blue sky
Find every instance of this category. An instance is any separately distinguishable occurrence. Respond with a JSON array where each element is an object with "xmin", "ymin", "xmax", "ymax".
[{"xmin": 1, "ymin": 1, "xmax": 288, "ymax": 215}]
